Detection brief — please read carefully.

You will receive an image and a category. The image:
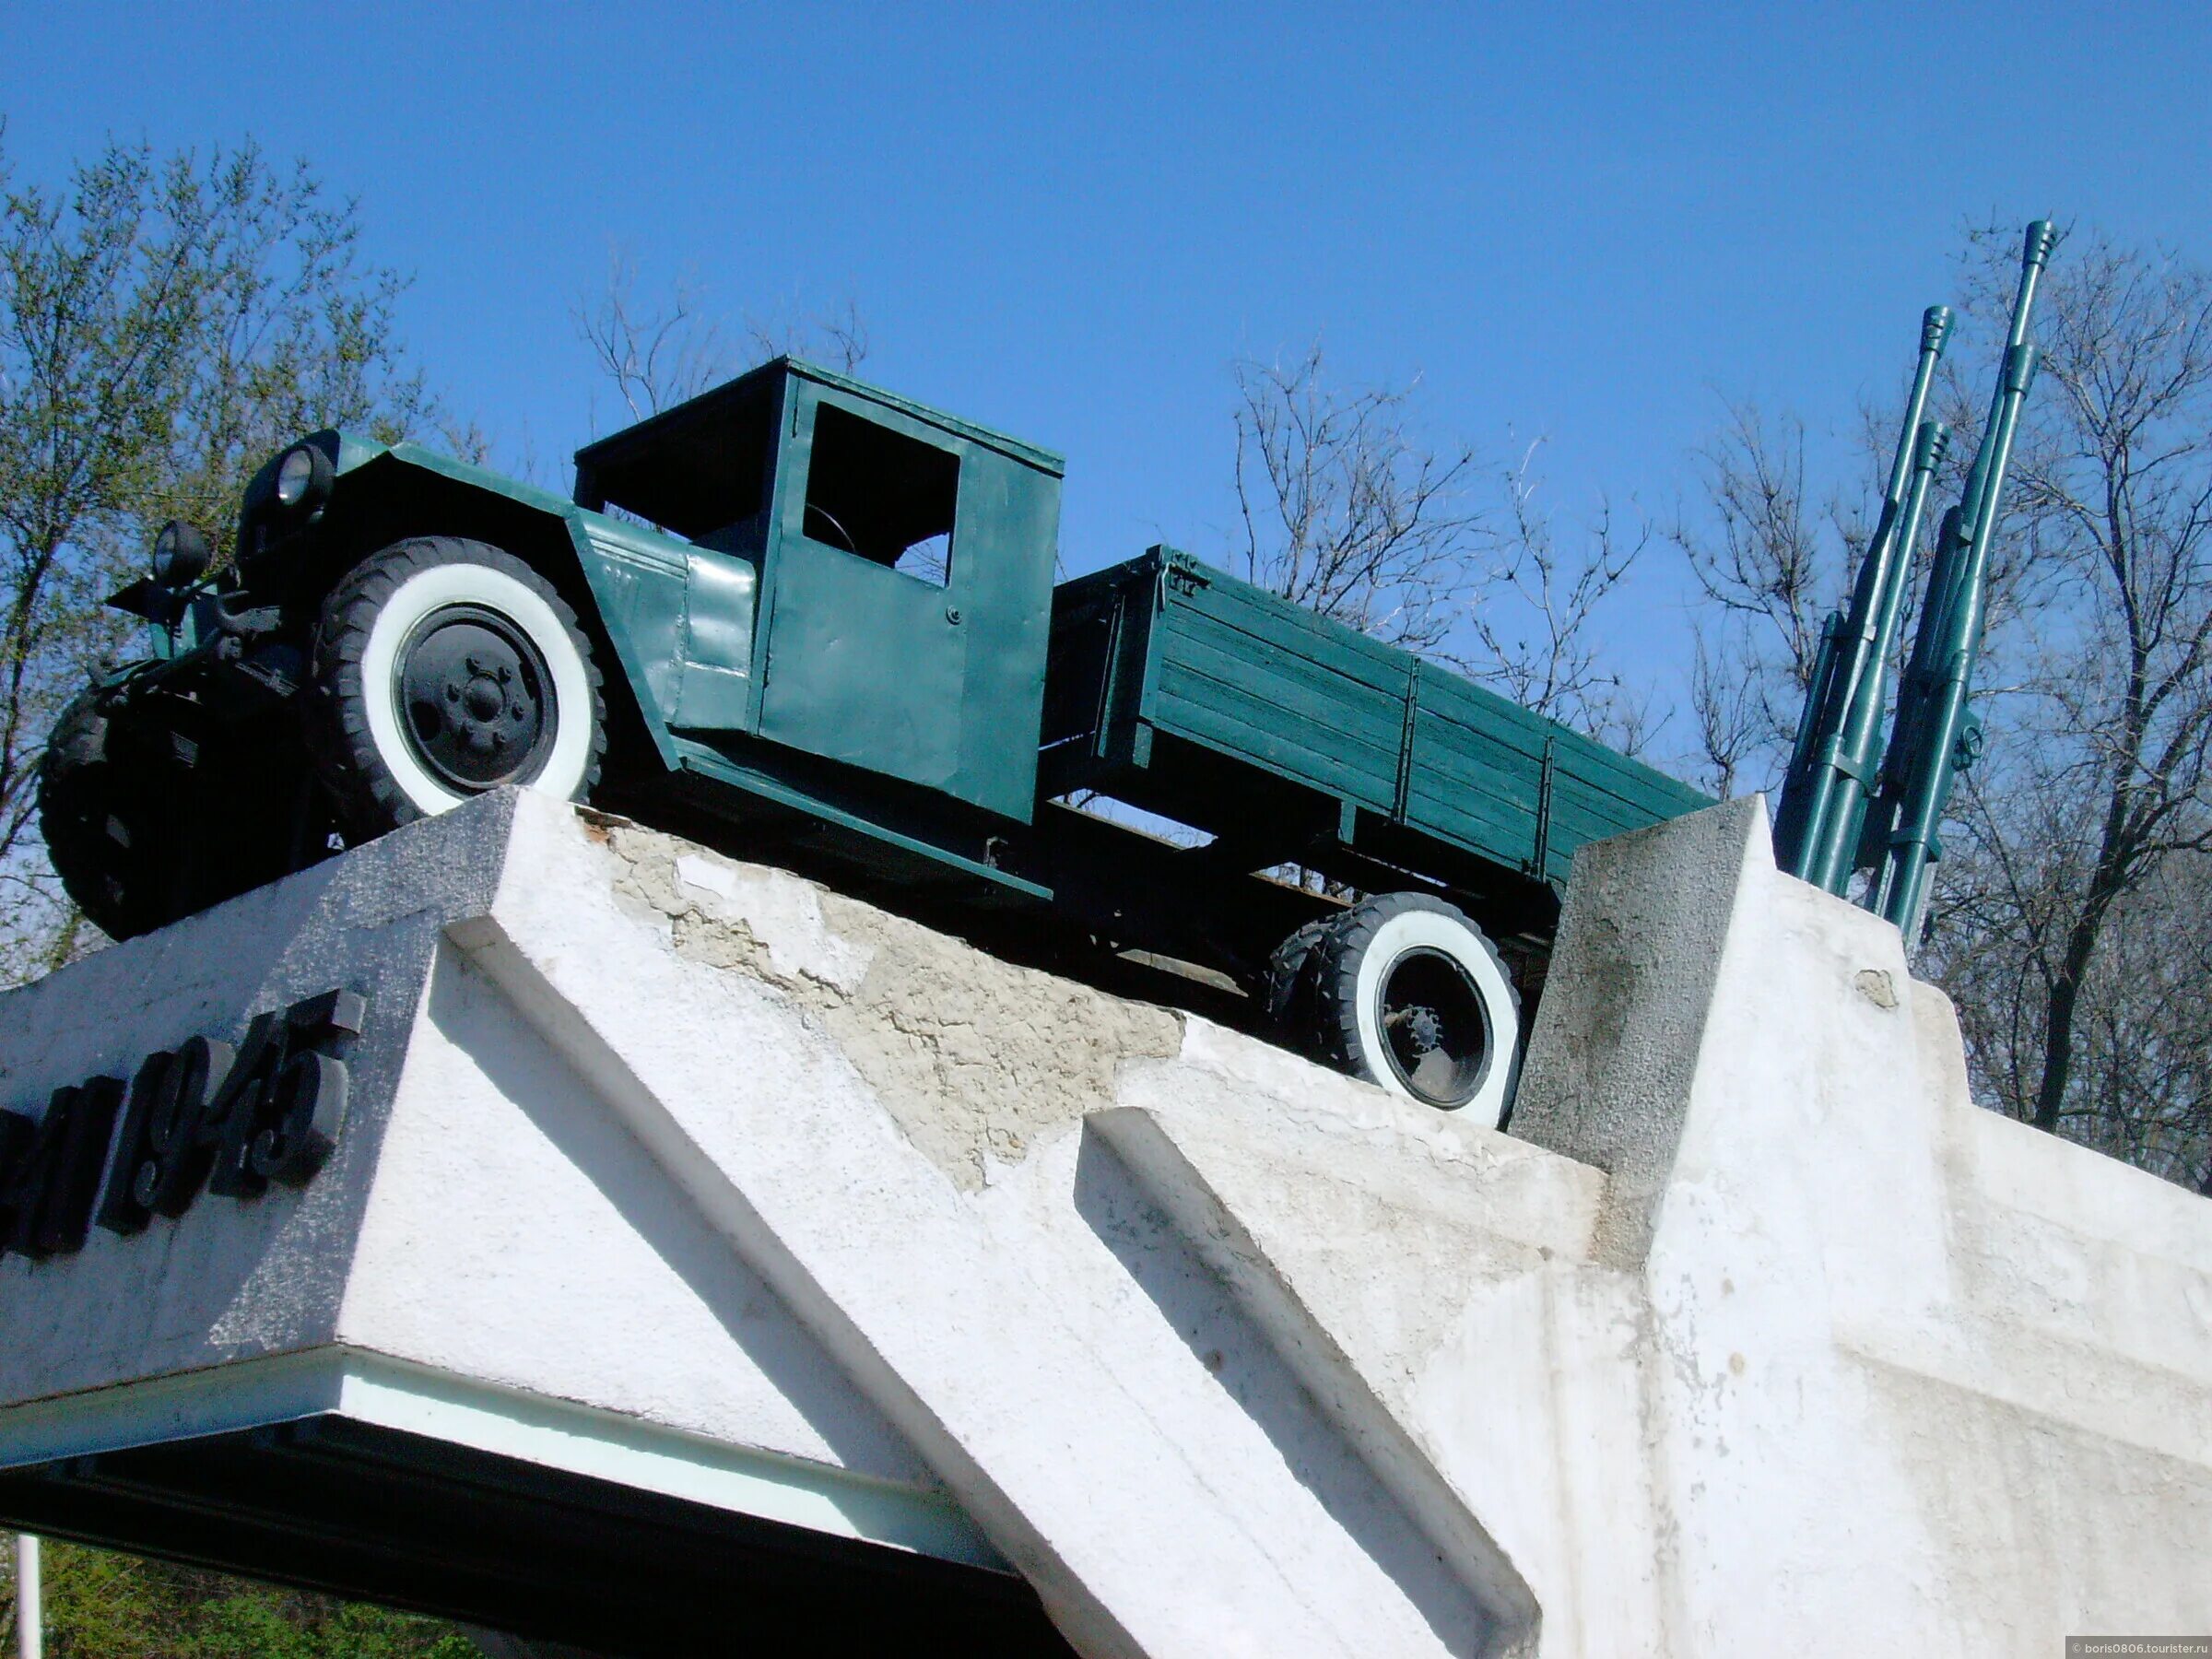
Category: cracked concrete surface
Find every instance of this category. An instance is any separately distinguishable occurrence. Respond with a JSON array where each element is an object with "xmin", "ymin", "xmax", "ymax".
[{"xmin": 593, "ymin": 815, "xmax": 1184, "ymax": 1191}]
